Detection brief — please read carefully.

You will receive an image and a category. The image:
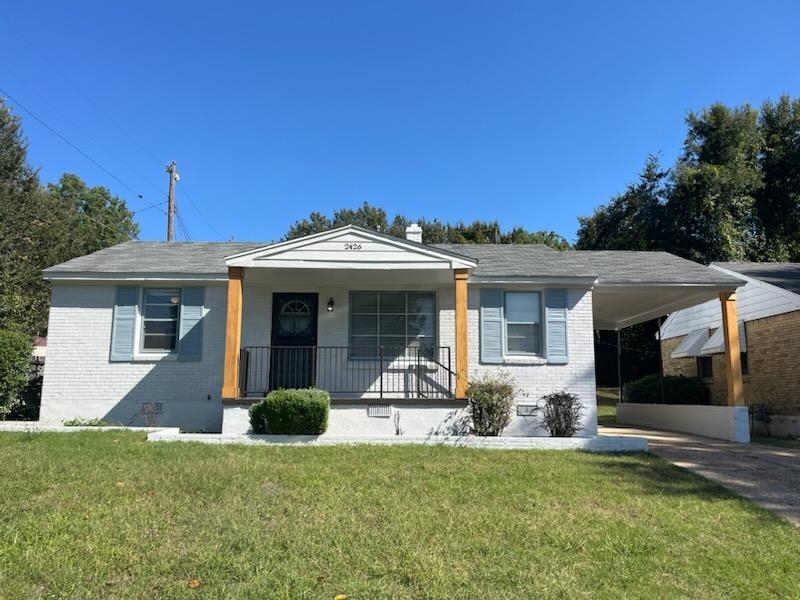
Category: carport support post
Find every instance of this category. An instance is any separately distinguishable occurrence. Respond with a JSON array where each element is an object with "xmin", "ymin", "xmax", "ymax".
[
  {"xmin": 221, "ymin": 267, "xmax": 244, "ymax": 400},
  {"xmin": 719, "ymin": 292, "xmax": 744, "ymax": 406},
  {"xmin": 454, "ymin": 268, "xmax": 469, "ymax": 398}
]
